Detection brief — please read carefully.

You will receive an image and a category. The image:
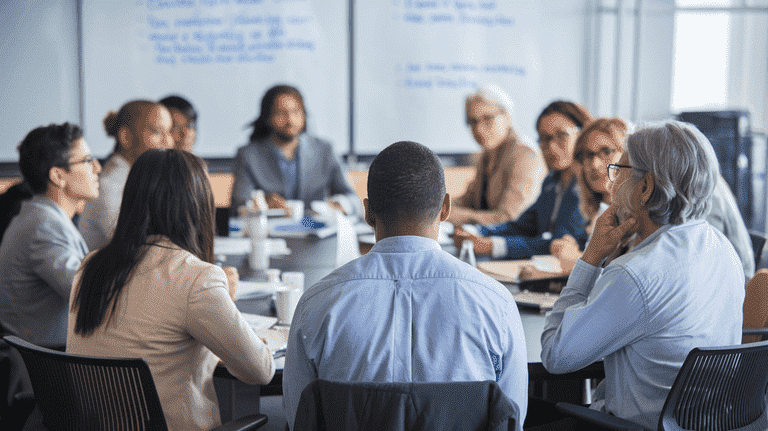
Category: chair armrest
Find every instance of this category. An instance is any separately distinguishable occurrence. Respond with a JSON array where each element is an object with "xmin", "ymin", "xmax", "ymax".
[
  {"xmin": 528, "ymin": 361, "xmax": 605, "ymax": 381},
  {"xmin": 212, "ymin": 414, "xmax": 268, "ymax": 431},
  {"xmin": 742, "ymin": 328, "xmax": 768, "ymax": 337},
  {"xmin": 555, "ymin": 403, "xmax": 644, "ymax": 431}
]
